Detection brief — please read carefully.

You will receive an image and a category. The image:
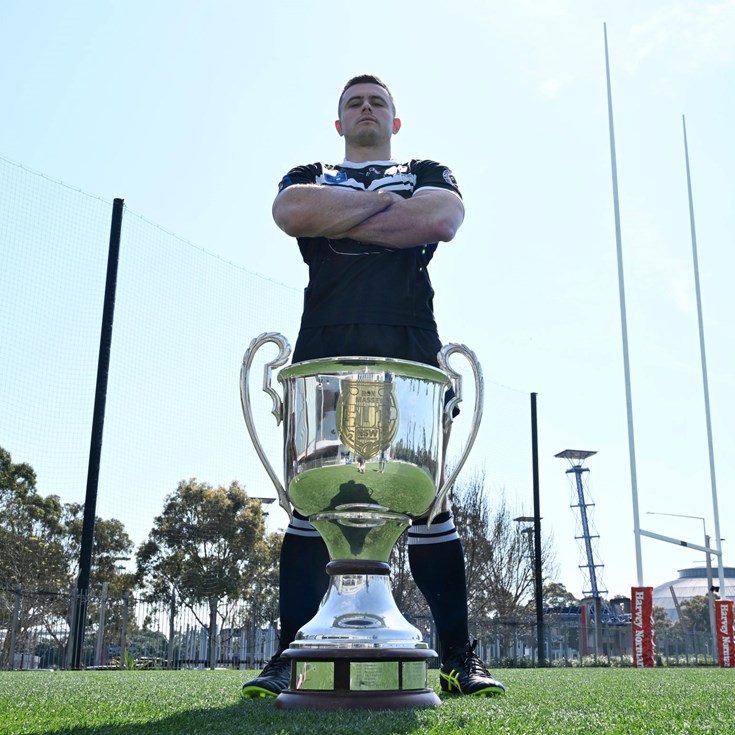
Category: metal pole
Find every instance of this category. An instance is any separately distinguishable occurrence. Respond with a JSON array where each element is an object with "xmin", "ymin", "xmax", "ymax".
[
  {"xmin": 71, "ymin": 197, "xmax": 125, "ymax": 668},
  {"xmin": 95, "ymin": 581, "xmax": 108, "ymax": 667},
  {"xmin": 682, "ymin": 116, "xmax": 726, "ymax": 596},
  {"xmin": 208, "ymin": 599, "xmax": 217, "ymax": 670},
  {"xmin": 120, "ymin": 591, "xmax": 128, "ymax": 670},
  {"xmin": 570, "ymin": 466, "xmax": 600, "ymax": 597},
  {"xmin": 8, "ymin": 586, "xmax": 21, "ymax": 670},
  {"xmin": 705, "ymin": 534, "xmax": 718, "ymax": 658},
  {"xmin": 168, "ymin": 589, "xmax": 176, "ymax": 669},
  {"xmin": 65, "ymin": 586, "xmax": 77, "ymax": 670},
  {"xmin": 530, "ymin": 393, "xmax": 545, "ymax": 665},
  {"xmin": 604, "ymin": 22, "xmax": 644, "ymax": 586}
]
